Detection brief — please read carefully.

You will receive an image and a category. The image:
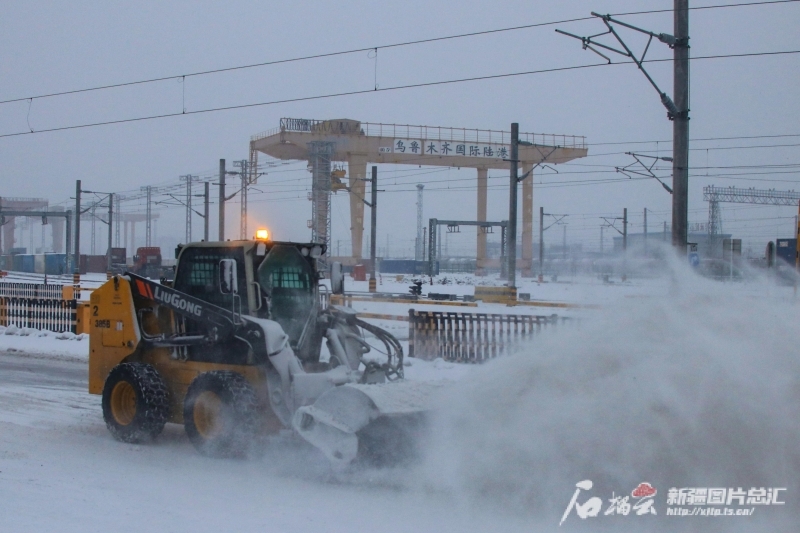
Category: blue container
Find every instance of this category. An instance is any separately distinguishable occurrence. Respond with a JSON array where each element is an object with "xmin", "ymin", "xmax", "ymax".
[
  {"xmin": 776, "ymin": 238, "xmax": 797, "ymax": 265},
  {"xmin": 379, "ymin": 259, "xmax": 438, "ymax": 275},
  {"xmin": 44, "ymin": 253, "xmax": 67, "ymax": 275},
  {"xmin": 20, "ymin": 254, "xmax": 35, "ymax": 273}
]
